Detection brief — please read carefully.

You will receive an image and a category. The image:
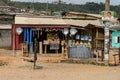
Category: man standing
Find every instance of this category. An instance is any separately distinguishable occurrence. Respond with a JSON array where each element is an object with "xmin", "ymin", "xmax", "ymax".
[{"xmin": 33, "ymin": 38, "xmax": 38, "ymax": 70}]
